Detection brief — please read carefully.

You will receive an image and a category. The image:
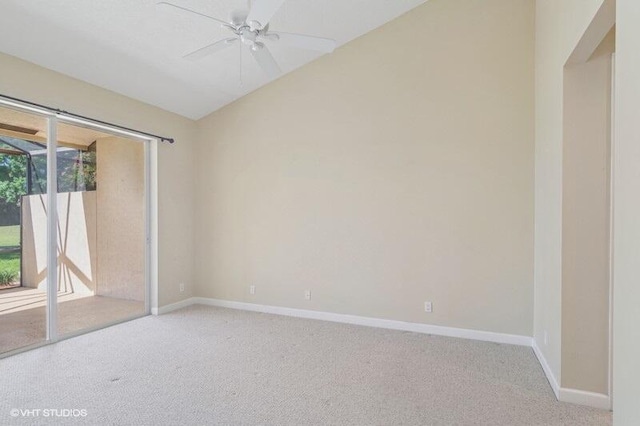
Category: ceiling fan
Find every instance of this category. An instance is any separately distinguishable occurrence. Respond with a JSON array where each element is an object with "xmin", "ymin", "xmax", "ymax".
[{"xmin": 158, "ymin": 0, "xmax": 337, "ymax": 80}]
